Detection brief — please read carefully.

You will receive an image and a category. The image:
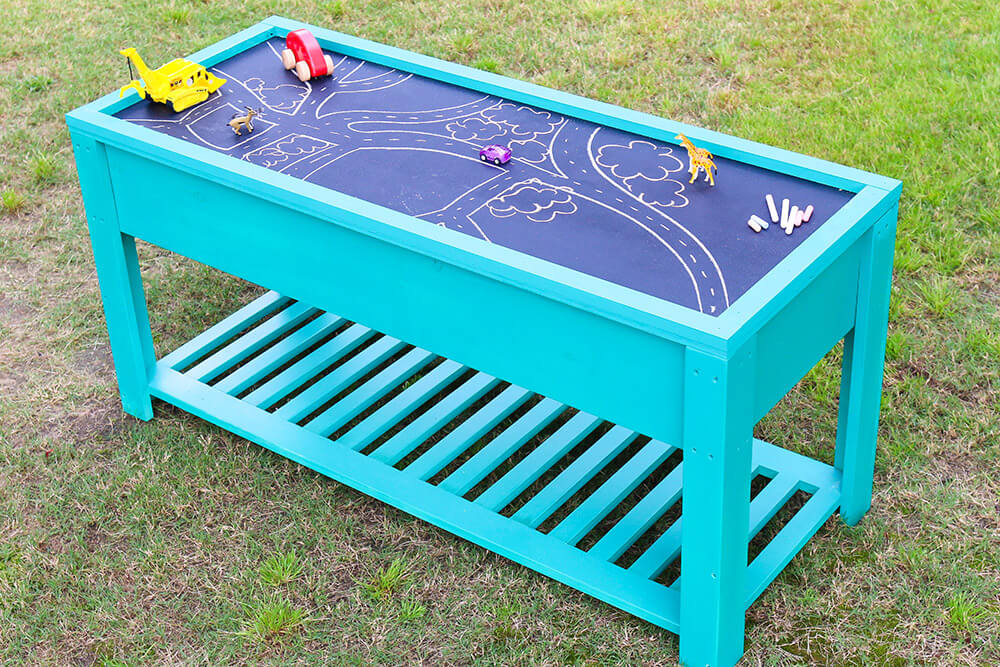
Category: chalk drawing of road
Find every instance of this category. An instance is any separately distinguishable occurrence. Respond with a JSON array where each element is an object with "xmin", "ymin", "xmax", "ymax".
[{"xmin": 117, "ymin": 37, "xmax": 732, "ymax": 315}]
